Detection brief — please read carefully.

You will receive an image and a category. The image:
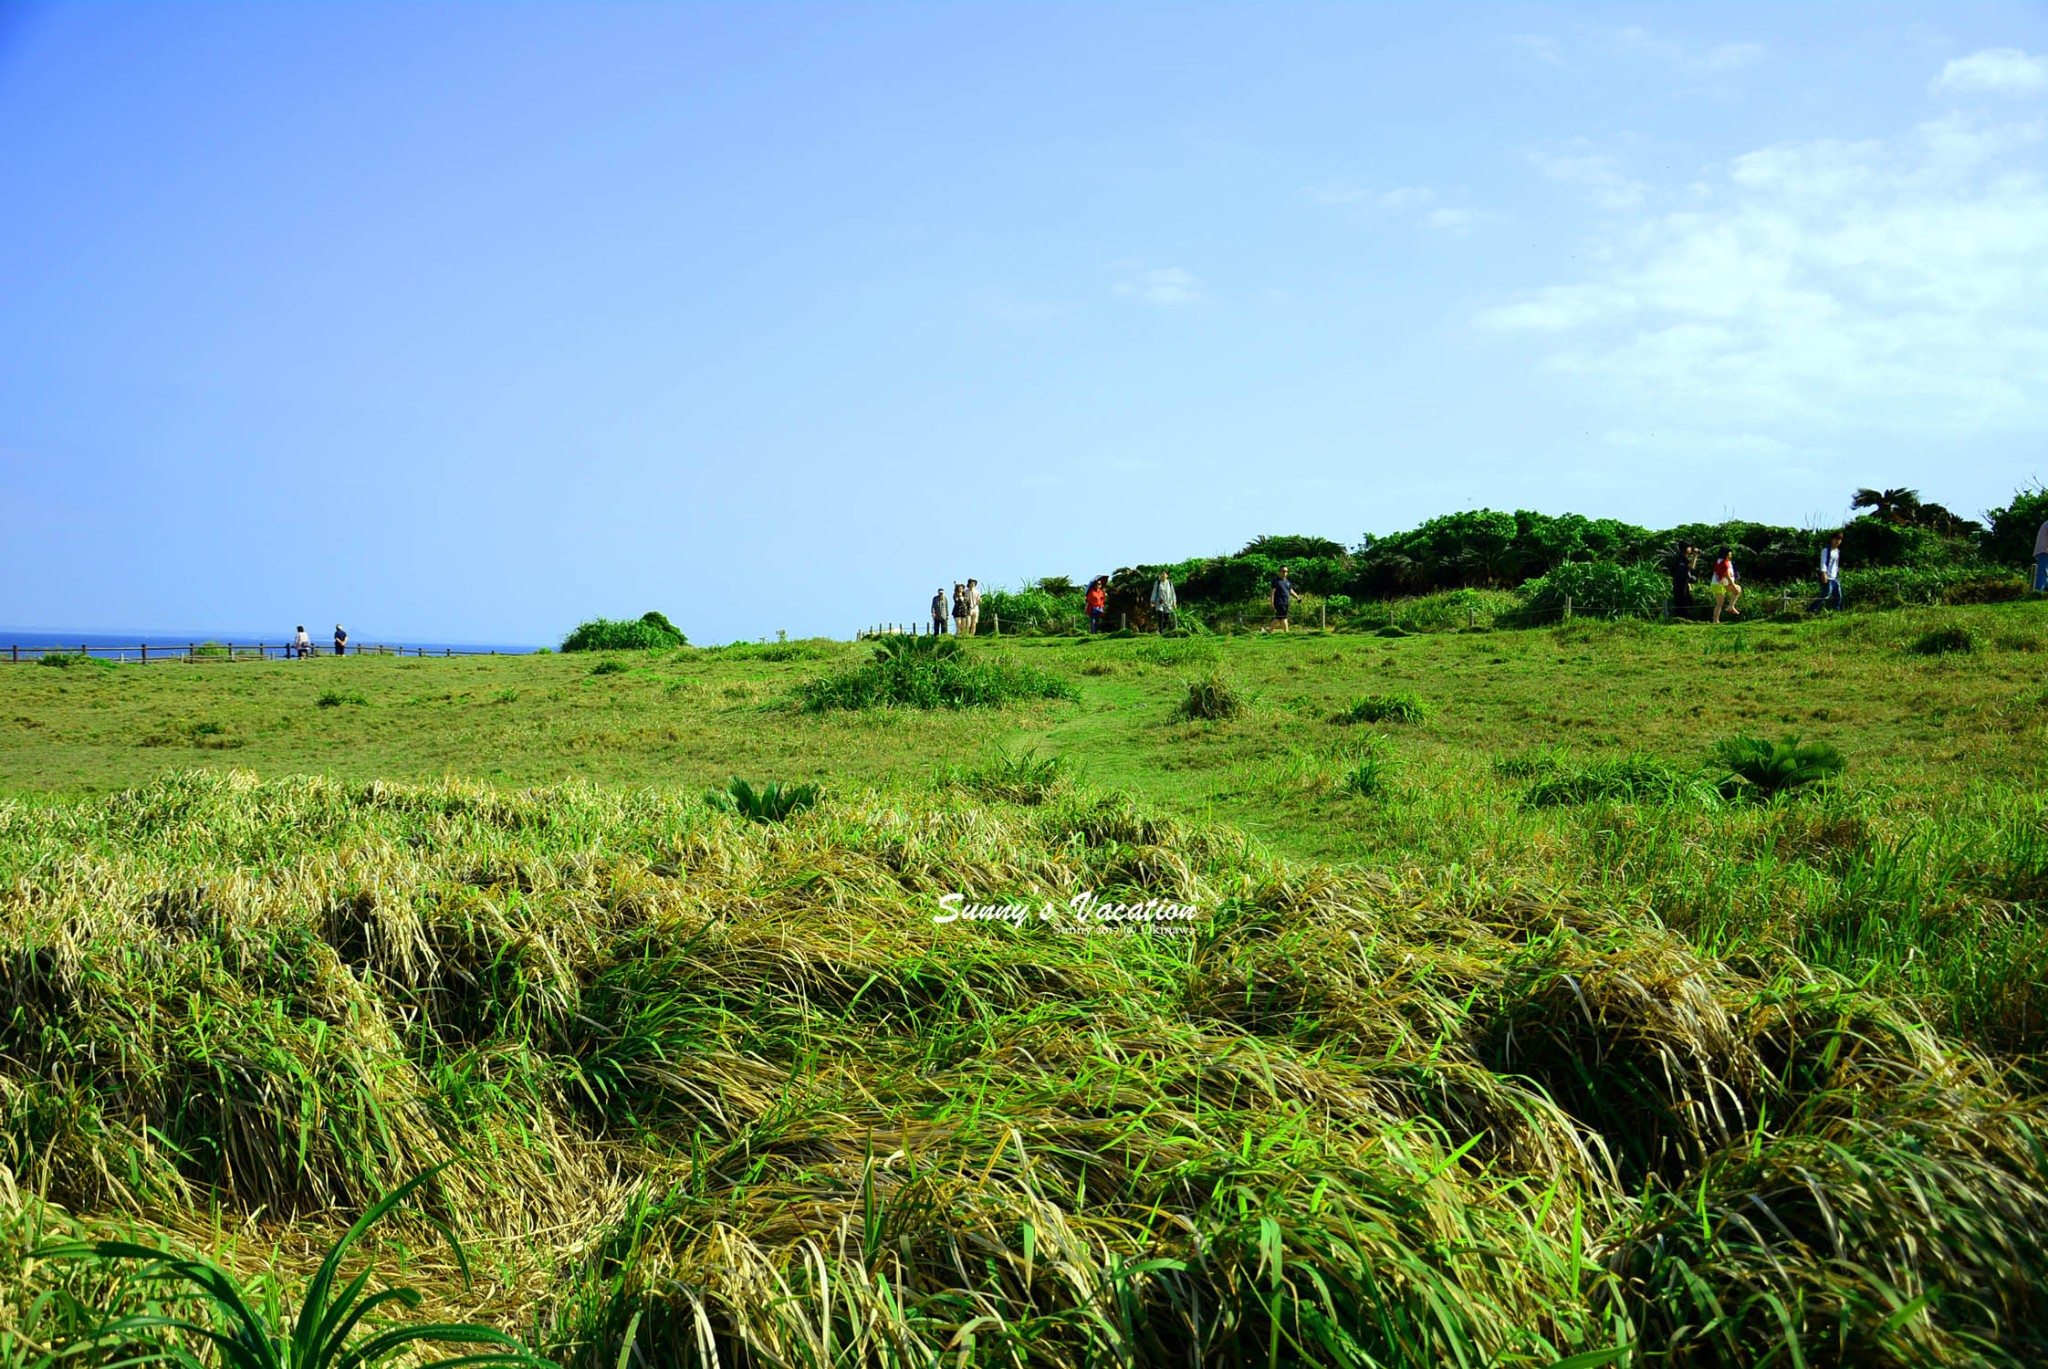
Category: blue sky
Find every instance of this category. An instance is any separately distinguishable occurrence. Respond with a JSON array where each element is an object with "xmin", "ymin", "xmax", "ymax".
[{"xmin": 3, "ymin": 3, "xmax": 2045, "ymax": 644}]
